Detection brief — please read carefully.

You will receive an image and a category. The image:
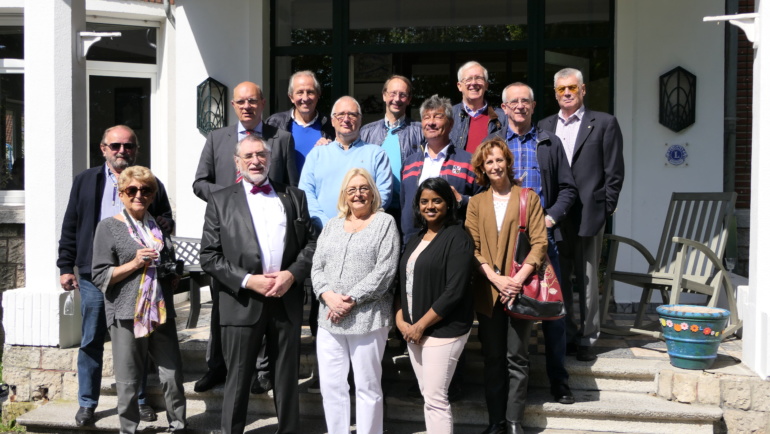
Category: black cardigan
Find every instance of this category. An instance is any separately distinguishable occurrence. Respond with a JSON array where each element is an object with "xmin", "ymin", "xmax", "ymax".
[{"xmin": 398, "ymin": 223, "xmax": 474, "ymax": 339}]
